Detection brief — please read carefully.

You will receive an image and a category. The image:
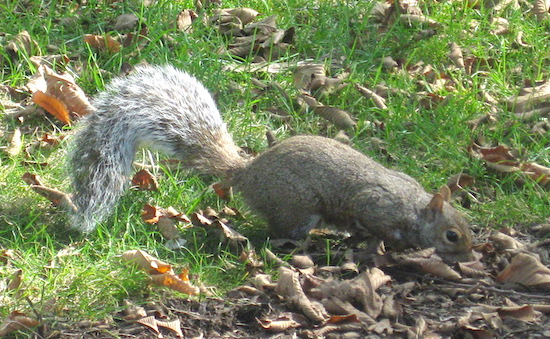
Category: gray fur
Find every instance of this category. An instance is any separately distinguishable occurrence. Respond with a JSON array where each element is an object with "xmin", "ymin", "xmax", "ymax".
[
  {"xmin": 68, "ymin": 65, "xmax": 244, "ymax": 232},
  {"xmin": 68, "ymin": 65, "xmax": 472, "ymax": 261},
  {"xmin": 233, "ymin": 136, "xmax": 473, "ymax": 262}
]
